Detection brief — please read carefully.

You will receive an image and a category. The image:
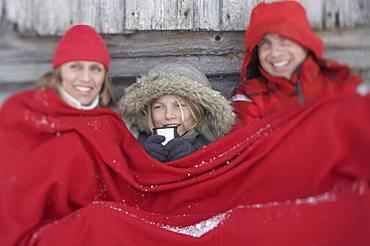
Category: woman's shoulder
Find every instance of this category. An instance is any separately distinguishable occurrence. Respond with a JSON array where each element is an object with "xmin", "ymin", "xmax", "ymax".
[{"xmin": 1, "ymin": 88, "xmax": 53, "ymax": 109}]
